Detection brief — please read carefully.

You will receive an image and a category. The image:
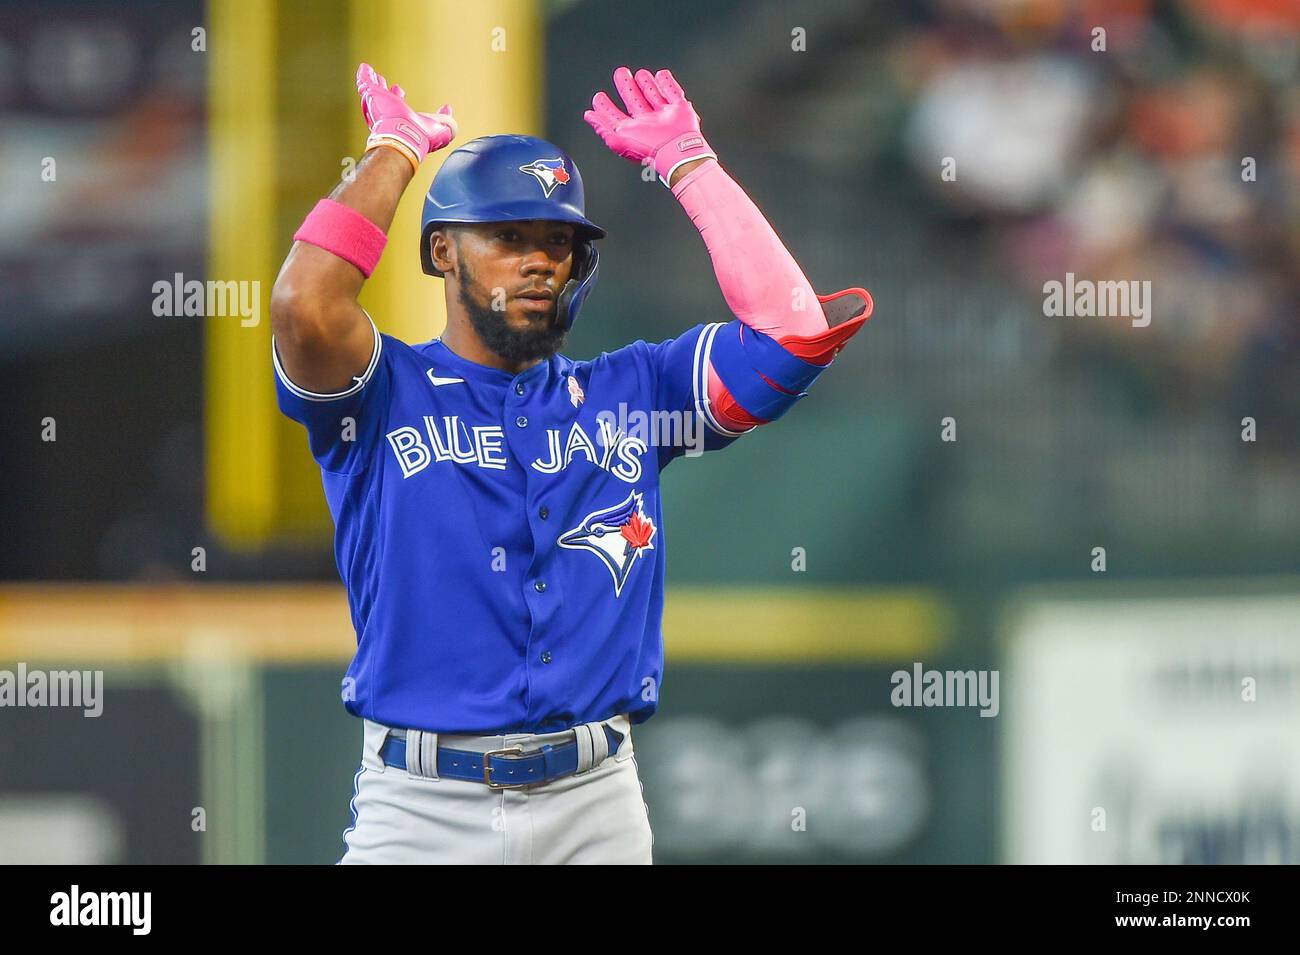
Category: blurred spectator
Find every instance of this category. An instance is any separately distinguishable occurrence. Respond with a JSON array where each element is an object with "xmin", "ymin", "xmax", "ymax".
[{"xmin": 897, "ymin": 0, "xmax": 1297, "ymax": 423}]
